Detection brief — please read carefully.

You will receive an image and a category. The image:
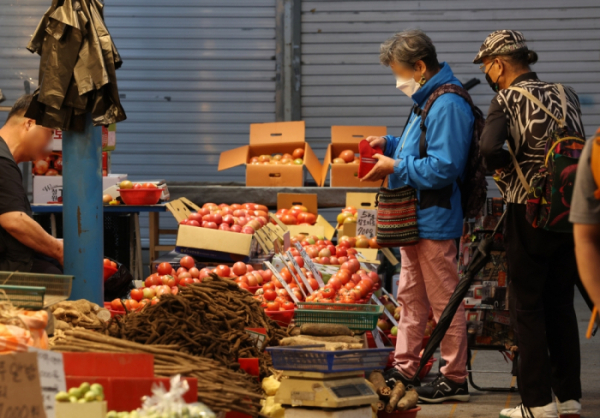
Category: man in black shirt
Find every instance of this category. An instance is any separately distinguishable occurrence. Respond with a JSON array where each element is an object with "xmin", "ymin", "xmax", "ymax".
[{"xmin": 0, "ymin": 95, "xmax": 63, "ymax": 273}]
